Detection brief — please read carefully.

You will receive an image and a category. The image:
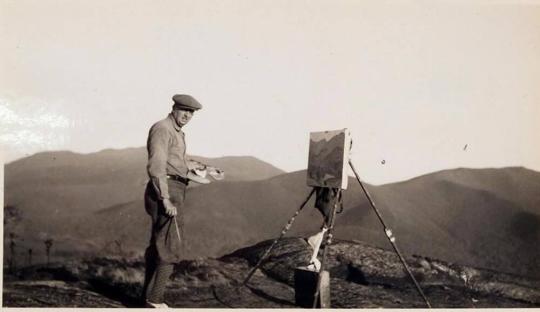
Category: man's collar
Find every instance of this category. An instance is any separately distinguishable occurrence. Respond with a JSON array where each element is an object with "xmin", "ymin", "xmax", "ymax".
[{"xmin": 168, "ymin": 113, "xmax": 182, "ymax": 132}]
